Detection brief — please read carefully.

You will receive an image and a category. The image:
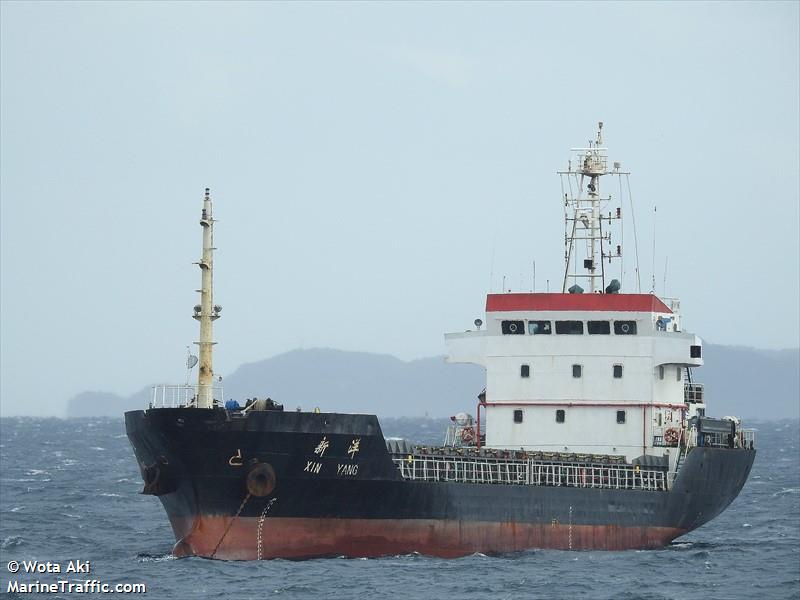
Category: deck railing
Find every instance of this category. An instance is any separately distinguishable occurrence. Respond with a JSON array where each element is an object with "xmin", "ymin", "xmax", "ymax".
[
  {"xmin": 684, "ymin": 383, "xmax": 704, "ymax": 403},
  {"xmin": 391, "ymin": 454, "xmax": 667, "ymax": 492},
  {"xmin": 150, "ymin": 384, "xmax": 225, "ymax": 408},
  {"xmin": 741, "ymin": 429, "xmax": 756, "ymax": 449}
]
